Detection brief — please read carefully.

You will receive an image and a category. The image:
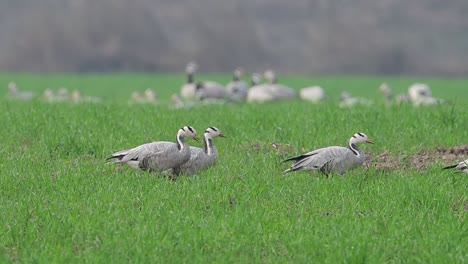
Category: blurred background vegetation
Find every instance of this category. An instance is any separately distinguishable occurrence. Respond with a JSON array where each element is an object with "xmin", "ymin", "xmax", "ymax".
[{"xmin": 1, "ymin": 0, "xmax": 467, "ymax": 75}]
